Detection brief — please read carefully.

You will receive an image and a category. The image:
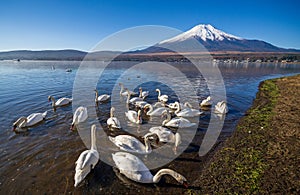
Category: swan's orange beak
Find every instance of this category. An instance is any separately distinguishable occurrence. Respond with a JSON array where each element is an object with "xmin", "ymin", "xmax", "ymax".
[{"xmin": 183, "ymin": 181, "xmax": 188, "ymax": 188}]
